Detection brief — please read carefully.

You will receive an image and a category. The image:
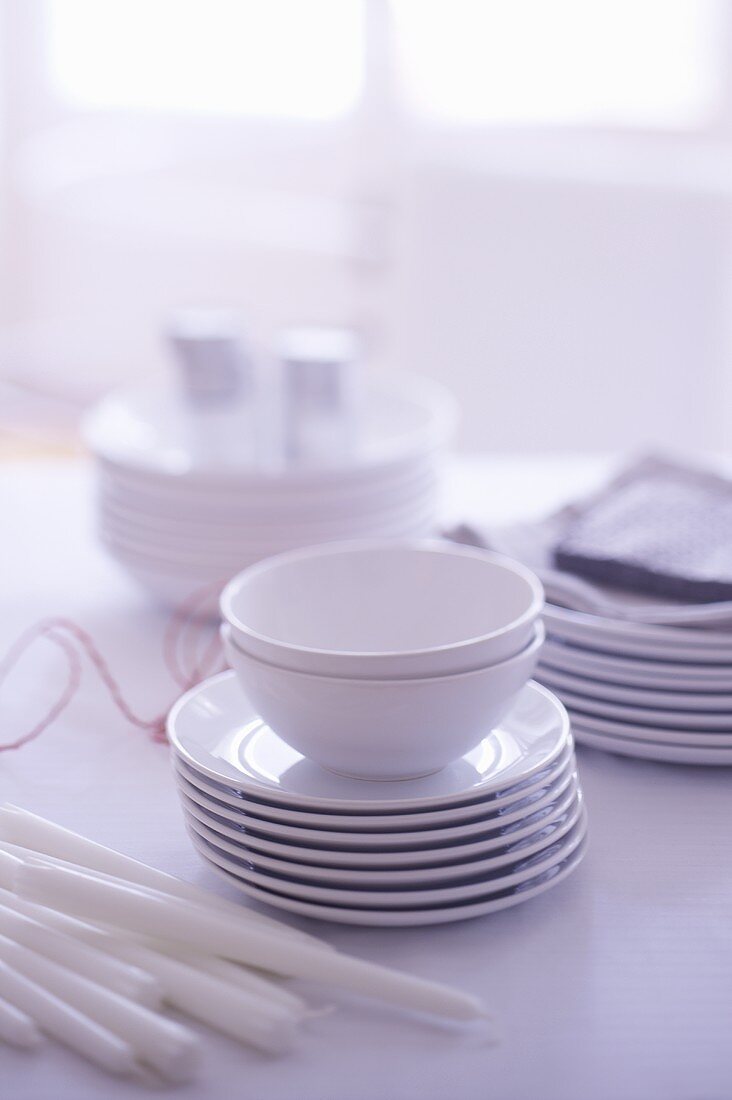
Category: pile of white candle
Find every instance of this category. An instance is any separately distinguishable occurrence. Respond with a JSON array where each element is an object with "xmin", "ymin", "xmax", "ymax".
[{"xmin": 0, "ymin": 804, "xmax": 490, "ymax": 1083}]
